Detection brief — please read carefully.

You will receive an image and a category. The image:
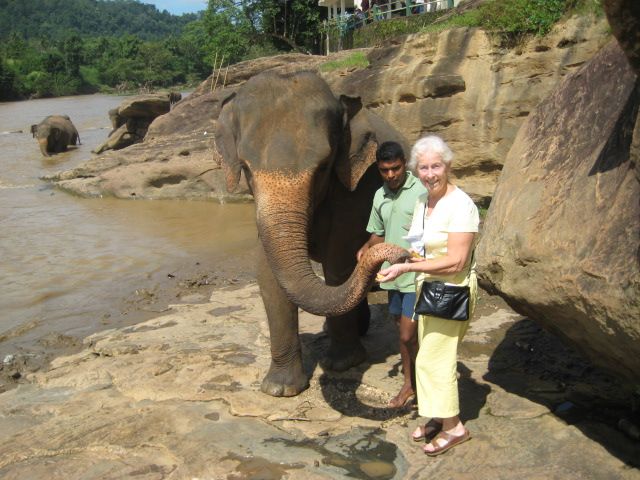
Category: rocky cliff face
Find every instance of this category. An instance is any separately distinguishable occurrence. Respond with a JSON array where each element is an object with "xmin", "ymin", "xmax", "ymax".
[
  {"xmin": 326, "ymin": 14, "xmax": 610, "ymax": 205},
  {"xmin": 46, "ymin": 14, "xmax": 610, "ymax": 205}
]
